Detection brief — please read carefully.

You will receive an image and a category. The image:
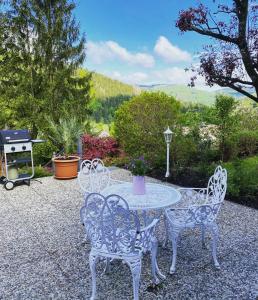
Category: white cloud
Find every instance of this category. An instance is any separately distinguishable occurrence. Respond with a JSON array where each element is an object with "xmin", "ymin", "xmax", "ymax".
[
  {"xmin": 154, "ymin": 36, "xmax": 192, "ymax": 63},
  {"xmin": 86, "ymin": 37, "xmax": 212, "ymax": 88},
  {"xmin": 110, "ymin": 67, "xmax": 193, "ymax": 85},
  {"xmin": 86, "ymin": 41, "xmax": 113, "ymax": 64},
  {"xmin": 151, "ymin": 67, "xmax": 211, "ymax": 88},
  {"xmin": 108, "ymin": 71, "xmax": 149, "ymax": 85},
  {"xmin": 106, "ymin": 67, "xmax": 209, "ymax": 89},
  {"xmin": 151, "ymin": 67, "xmax": 194, "ymax": 85},
  {"xmin": 87, "ymin": 40, "xmax": 155, "ymax": 68}
]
